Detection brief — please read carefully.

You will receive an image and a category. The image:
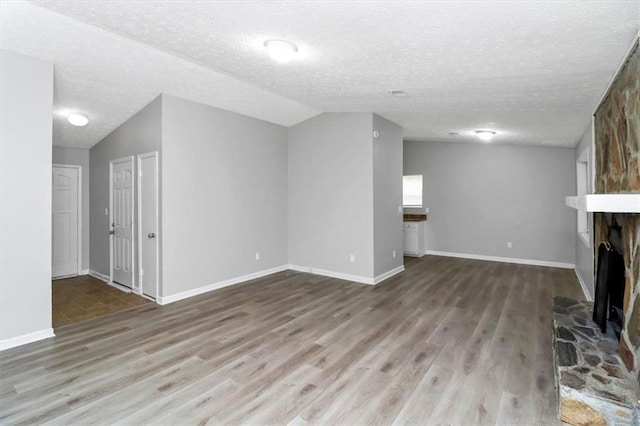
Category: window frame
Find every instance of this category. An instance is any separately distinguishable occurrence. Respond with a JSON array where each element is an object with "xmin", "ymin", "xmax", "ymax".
[
  {"xmin": 576, "ymin": 148, "xmax": 591, "ymax": 248},
  {"xmin": 403, "ymin": 174, "xmax": 423, "ymax": 208}
]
